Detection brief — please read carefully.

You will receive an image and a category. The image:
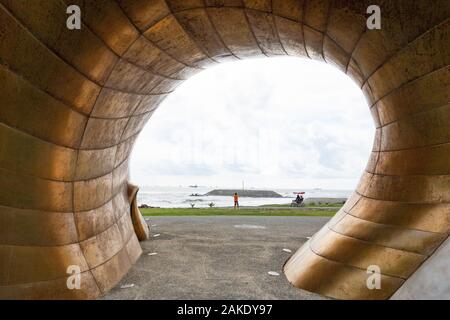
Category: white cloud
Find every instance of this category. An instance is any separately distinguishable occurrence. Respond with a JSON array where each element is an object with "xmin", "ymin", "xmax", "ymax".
[{"xmin": 130, "ymin": 57, "xmax": 375, "ymax": 190}]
